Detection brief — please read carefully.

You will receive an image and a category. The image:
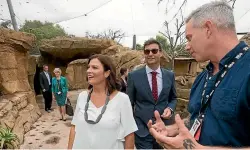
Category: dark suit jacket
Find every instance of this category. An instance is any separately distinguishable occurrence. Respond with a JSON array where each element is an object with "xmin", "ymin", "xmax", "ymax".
[
  {"xmin": 127, "ymin": 67, "xmax": 177, "ymax": 137},
  {"xmin": 39, "ymin": 71, "xmax": 52, "ymax": 91}
]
